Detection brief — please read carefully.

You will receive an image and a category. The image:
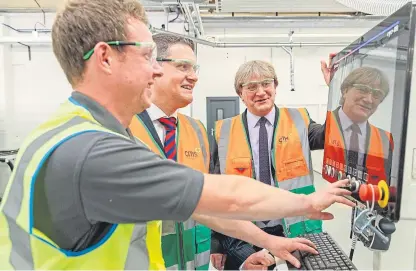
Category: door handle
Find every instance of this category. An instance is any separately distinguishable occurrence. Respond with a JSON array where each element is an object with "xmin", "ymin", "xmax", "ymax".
[{"xmin": 211, "ymin": 128, "xmax": 214, "ymax": 136}]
